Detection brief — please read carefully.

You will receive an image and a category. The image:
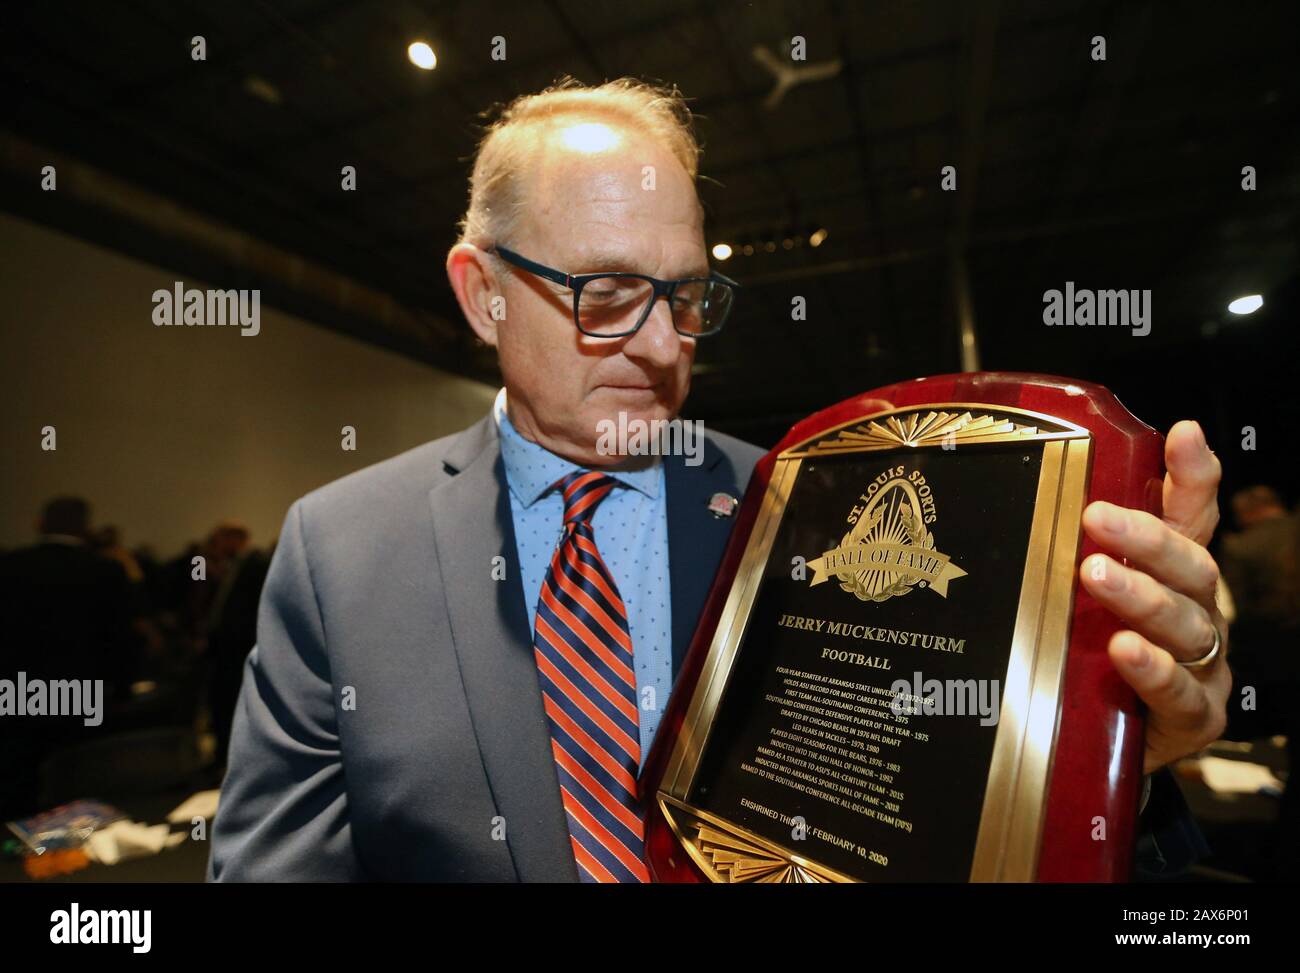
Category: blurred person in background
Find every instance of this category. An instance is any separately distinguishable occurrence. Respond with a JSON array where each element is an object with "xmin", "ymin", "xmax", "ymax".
[
  {"xmin": 92, "ymin": 524, "xmax": 164, "ymax": 666},
  {"xmin": 204, "ymin": 541, "xmax": 273, "ymax": 771},
  {"xmin": 155, "ymin": 522, "xmax": 250, "ymax": 652},
  {"xmin": 1220, "ymin": 485, "xmax": 1300, "ymax": 878},
  {"xmin": 92, "ymin": 524, "xmax": 145, "ymax": 584},
  {"xmin": 1223, "ymin": 486, "xmax": 1300, "ymax": 639},
  {"xmin": 0, "ymin": 497, "xmax": 137, "ymax": 818}
]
